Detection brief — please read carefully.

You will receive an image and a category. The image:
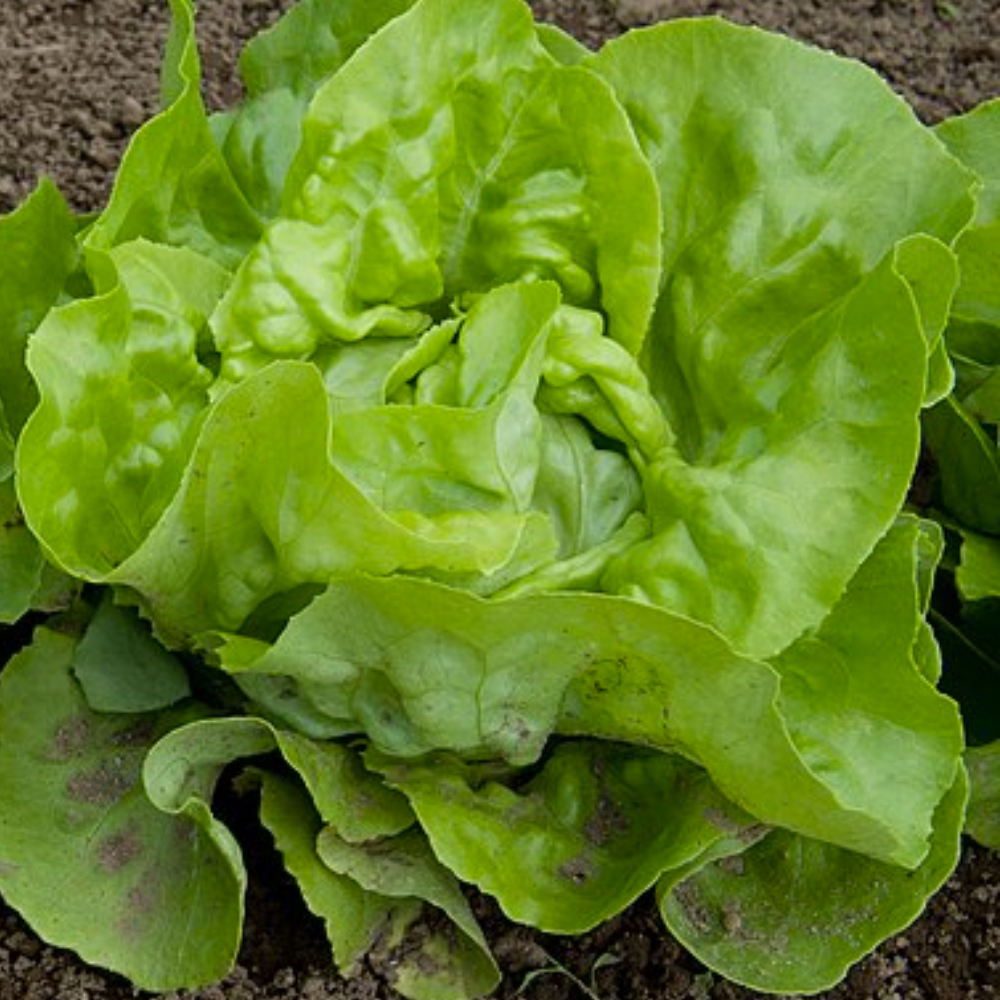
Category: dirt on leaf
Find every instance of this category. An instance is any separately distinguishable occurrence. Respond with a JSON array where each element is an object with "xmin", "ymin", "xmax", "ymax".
[{"xmin": 2, "ymin": 1, "xmax": 1000, "ymax": 999}]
